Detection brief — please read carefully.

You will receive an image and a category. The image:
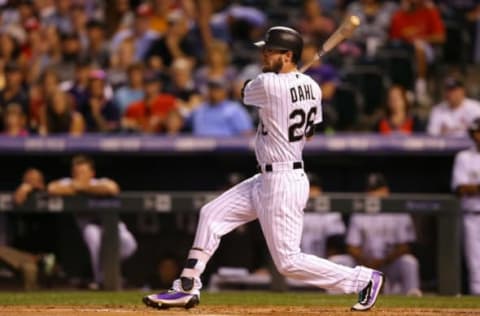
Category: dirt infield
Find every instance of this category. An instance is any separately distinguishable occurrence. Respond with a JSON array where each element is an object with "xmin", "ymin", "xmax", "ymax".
[{"xmin": 1, "ymin": 306, "xmax": 480, "ymax": 316}]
